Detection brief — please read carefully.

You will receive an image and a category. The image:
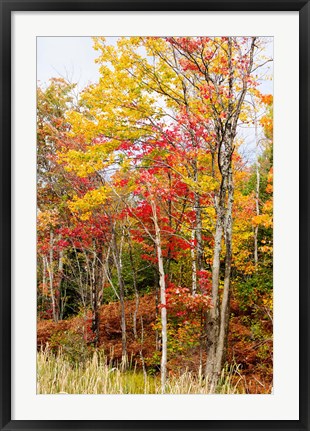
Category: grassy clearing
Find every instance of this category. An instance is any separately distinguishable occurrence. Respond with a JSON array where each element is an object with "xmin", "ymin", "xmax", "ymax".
[{"xmin": 37, "ymin": 348, "xmax": 244, "ymax": 394}]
